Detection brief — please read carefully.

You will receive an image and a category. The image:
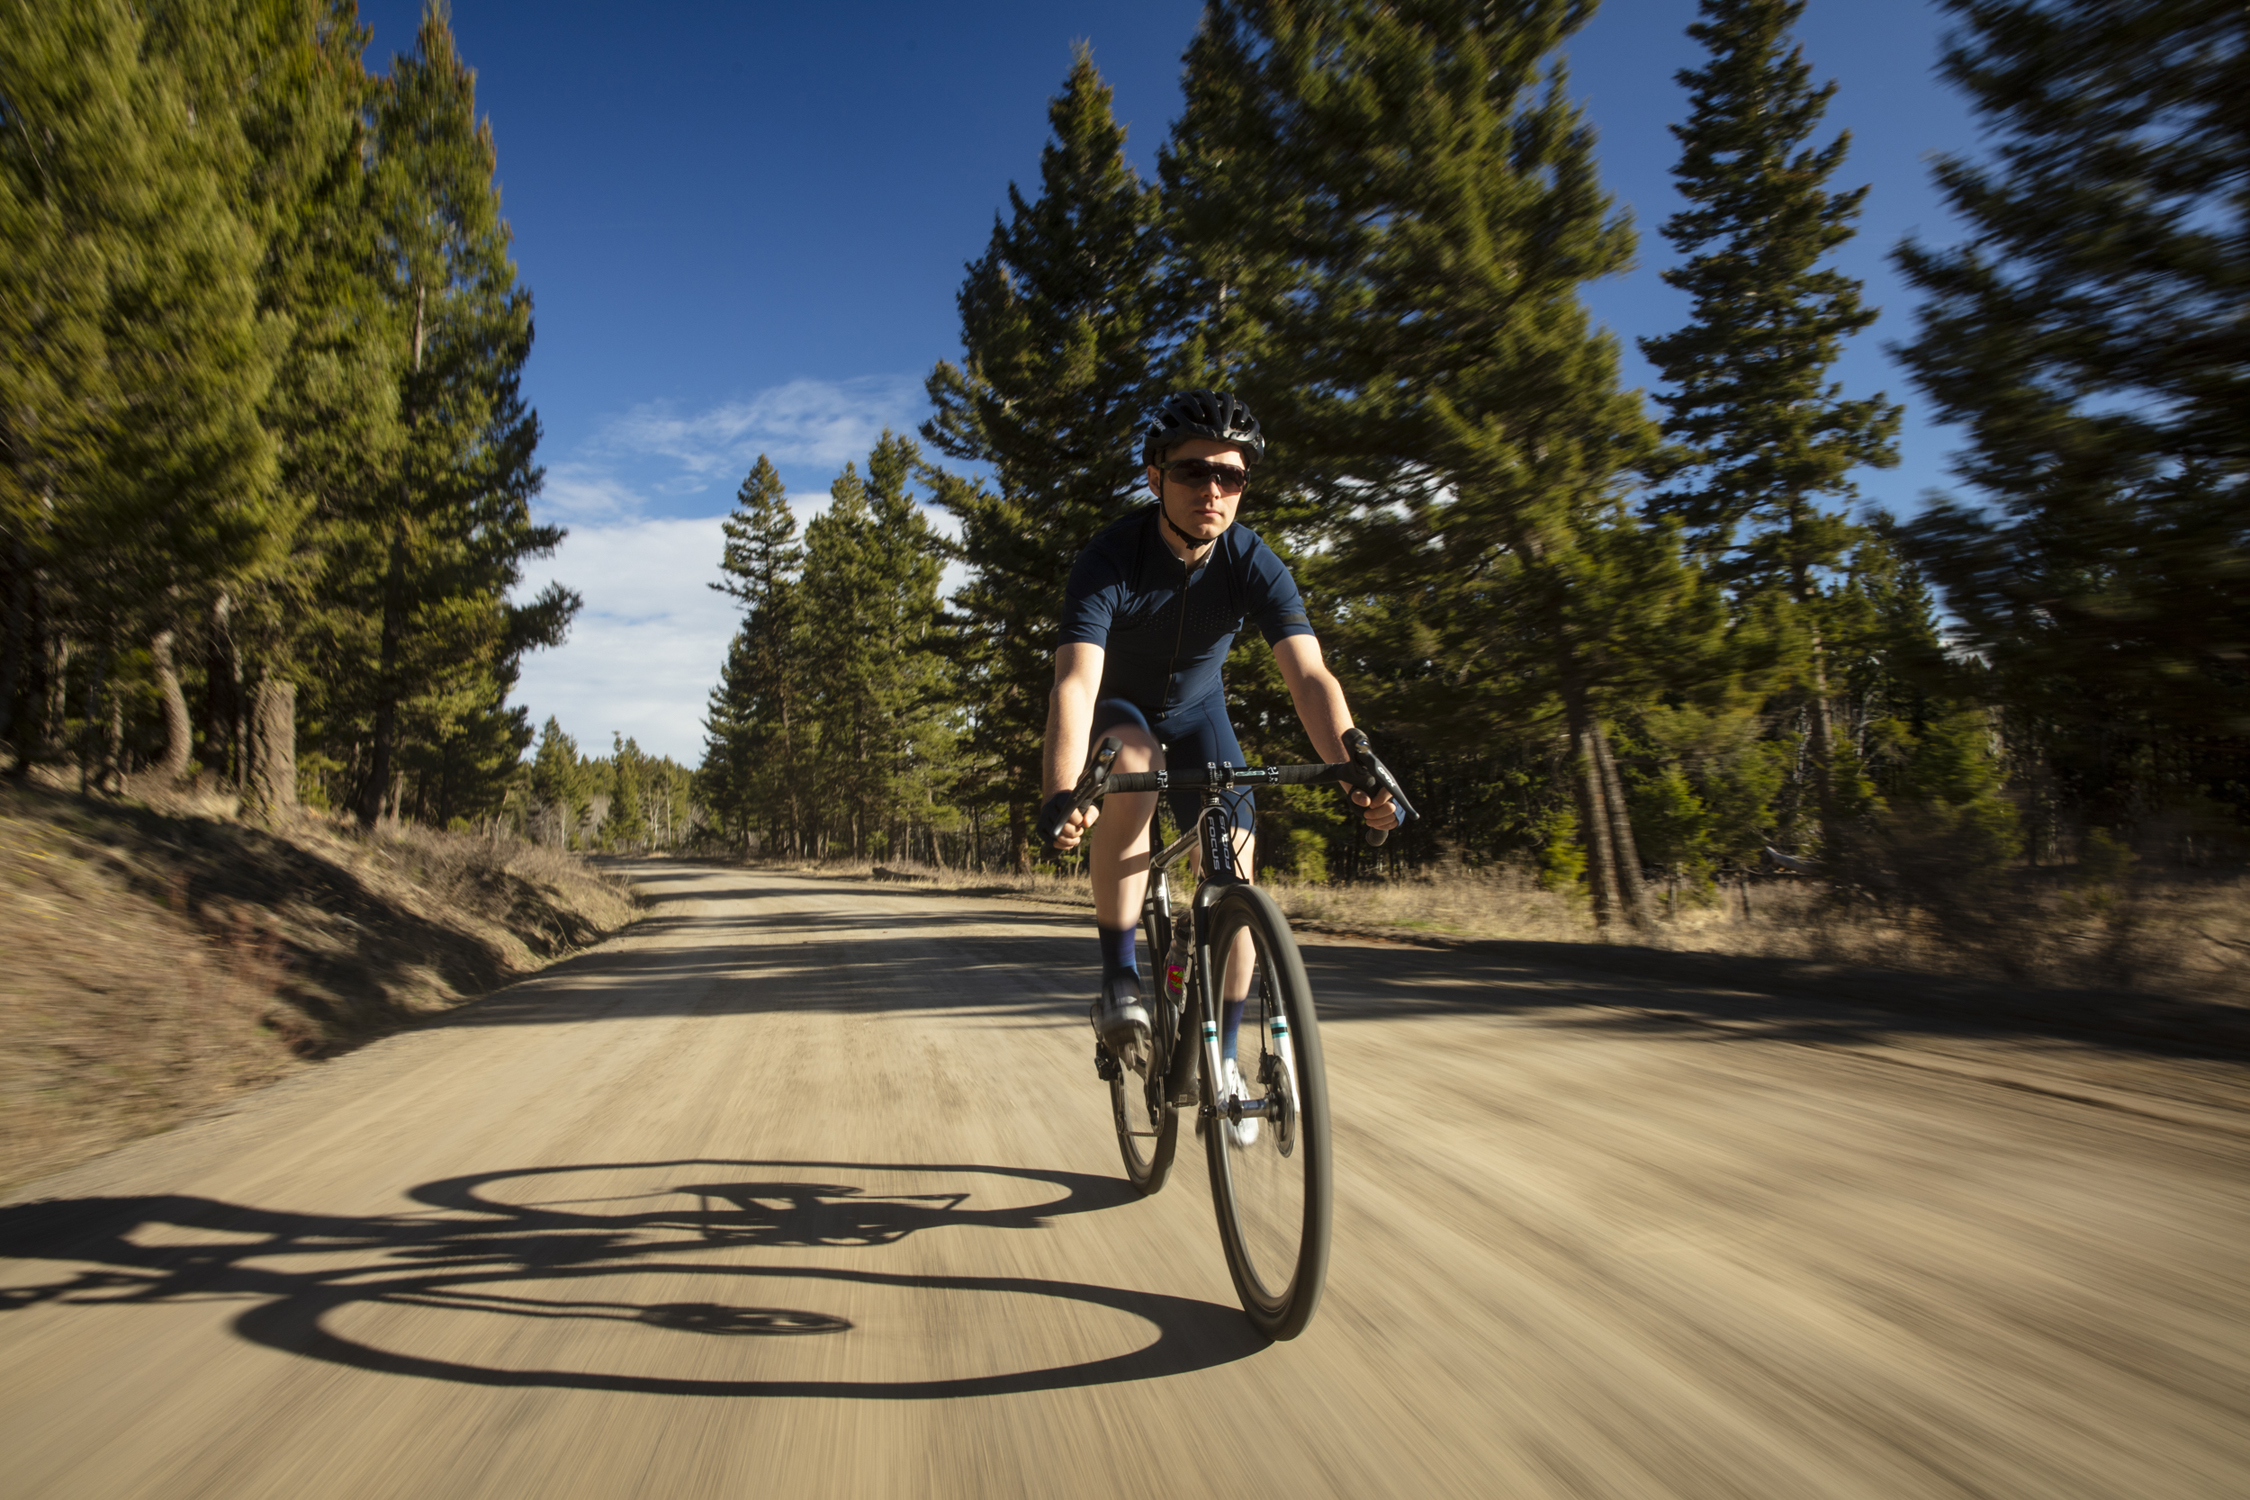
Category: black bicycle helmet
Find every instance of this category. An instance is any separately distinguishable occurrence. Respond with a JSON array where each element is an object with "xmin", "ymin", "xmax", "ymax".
[{"xmin": 1140, "ymin": 389, "xmax": 1266, "ymax": 467}]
